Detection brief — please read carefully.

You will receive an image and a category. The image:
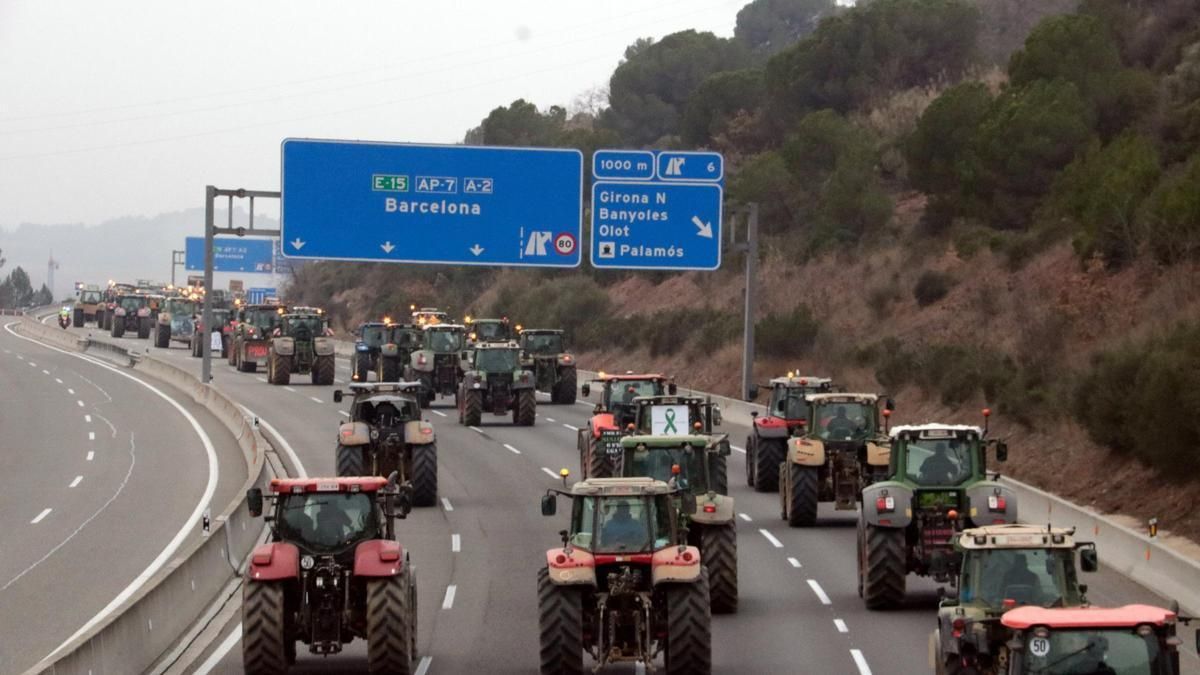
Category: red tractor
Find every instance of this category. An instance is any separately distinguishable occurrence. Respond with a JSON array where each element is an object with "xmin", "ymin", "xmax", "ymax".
[
  {"xmin": 577, "ymin": 372, "xmax": 675, "ymax": 479},
  {"xmin": 745, "ymin": 374, "xmax": 836, "ymax": 492},
  {"xmin": 242, "ymin": 476, "xmax": 417, "ymax": 674}
]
